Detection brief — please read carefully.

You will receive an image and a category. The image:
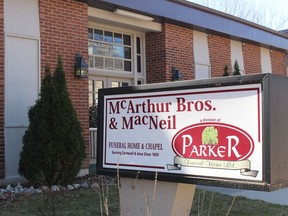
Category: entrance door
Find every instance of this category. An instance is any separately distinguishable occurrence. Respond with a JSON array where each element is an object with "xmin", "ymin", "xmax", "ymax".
[{"xmin": 88, "ymin": 76, "xmax": 131, "ymax": 163}]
